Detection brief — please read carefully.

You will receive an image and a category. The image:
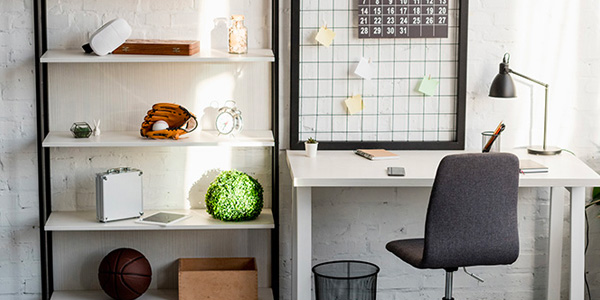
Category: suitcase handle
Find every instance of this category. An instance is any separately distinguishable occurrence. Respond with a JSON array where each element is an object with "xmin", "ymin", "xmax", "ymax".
[
  {"xmin": 107, "ymin": 167, "xmax": 130, "ymax": 174},
  {"xmin": 105, "ymin": 167, "xmax": 142, "ymax": 175}
]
